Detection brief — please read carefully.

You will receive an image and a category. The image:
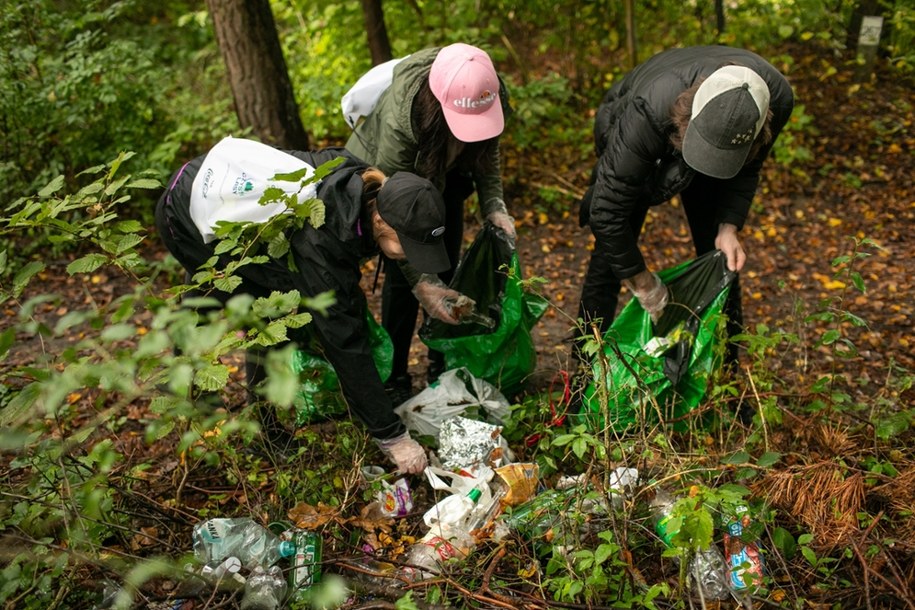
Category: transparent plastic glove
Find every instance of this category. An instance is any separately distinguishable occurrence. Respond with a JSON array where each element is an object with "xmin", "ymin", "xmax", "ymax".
[
  {"xmin": 715, "ymin": 223, "xmax": 746, "ymax": 272},
  {"xmin": 412, "ymin": 275, "xmax": 462, "ymax": 325},
  {"xmin": 486, "ymin": 211, "xmax": 517, "ymax": 248},
  {"xmin": 375, "ymin": 432, "xmax": 428, "ymax": 474},
  {"xmin": 623, "ymin": 271, "xmax": 669, "ymax": 323}
]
